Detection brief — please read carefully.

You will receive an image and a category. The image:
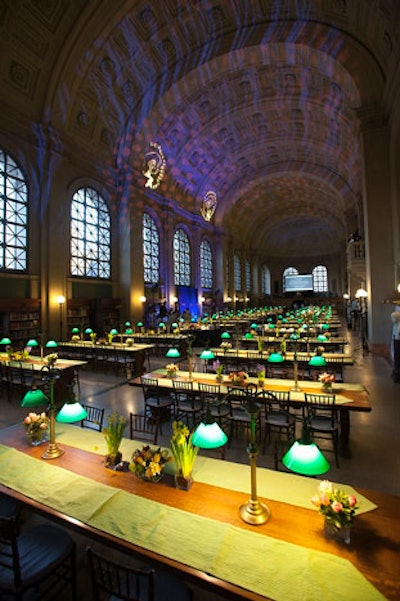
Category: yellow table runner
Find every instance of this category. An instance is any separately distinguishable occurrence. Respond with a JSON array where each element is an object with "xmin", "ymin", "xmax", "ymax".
[{"xmin": 0, "ymin": 441, "xmax": 384, "ymax": 601}]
